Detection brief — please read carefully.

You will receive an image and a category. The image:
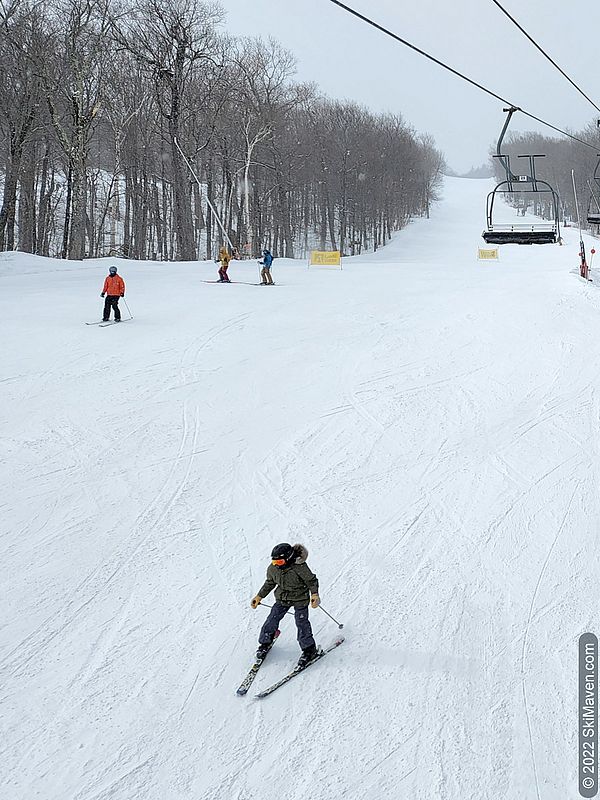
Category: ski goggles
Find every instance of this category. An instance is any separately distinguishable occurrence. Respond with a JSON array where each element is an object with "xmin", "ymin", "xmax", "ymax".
[{"xmin": 272, "ymin": 558, "xmax": 287, "ymax": 566}]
